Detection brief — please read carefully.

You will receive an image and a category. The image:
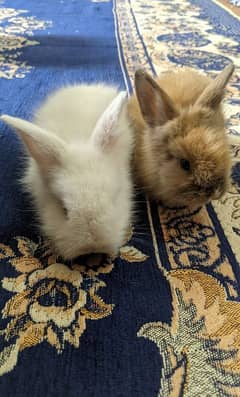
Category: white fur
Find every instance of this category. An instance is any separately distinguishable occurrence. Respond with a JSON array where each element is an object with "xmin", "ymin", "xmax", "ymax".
[{"xmin": 2, "ymin": 84, "xmax": 133, "ymax": 259}]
